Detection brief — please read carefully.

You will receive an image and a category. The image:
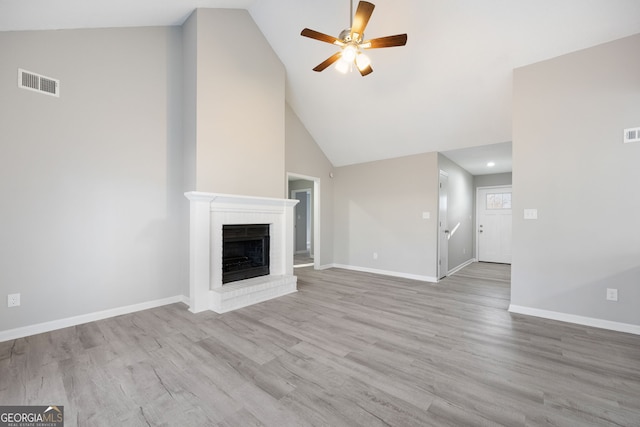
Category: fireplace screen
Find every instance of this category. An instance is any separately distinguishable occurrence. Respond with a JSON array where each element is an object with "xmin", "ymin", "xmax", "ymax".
[{"xmin": 222, "ymin": 224, "xmax": 270, "ymax": 284}]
